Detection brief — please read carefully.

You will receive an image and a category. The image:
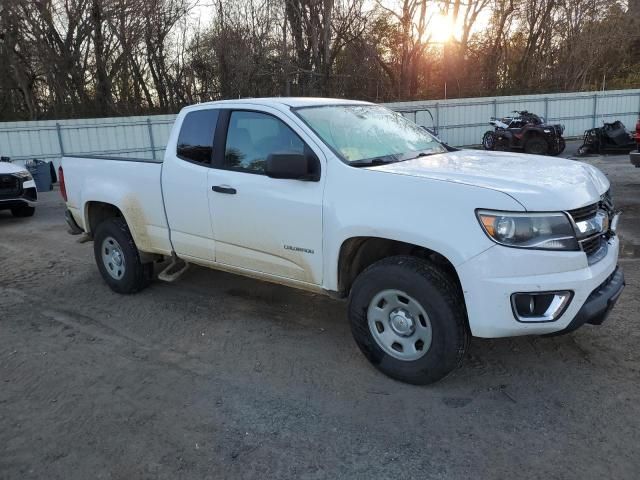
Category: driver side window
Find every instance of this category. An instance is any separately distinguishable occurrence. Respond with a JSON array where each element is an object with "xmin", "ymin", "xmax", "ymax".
[{"xmin": 224, "ymin": 111, "xmax": 305, "ymax": 174}]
